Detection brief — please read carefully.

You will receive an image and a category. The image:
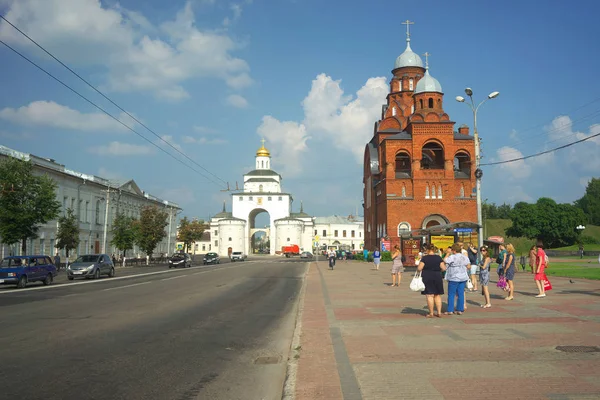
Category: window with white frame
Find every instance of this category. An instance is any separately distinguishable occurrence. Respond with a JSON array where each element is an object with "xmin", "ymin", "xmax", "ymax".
[
  {"xmin": 425, "ymin": 186, "xmax": 430, "ymax": 199},
  {"xmin": 398, "ymin": 222, "xmax": 411, "ymax": 237},
  {"xmin": 438, "ymin": 184, "xmax": 443, "ymax": 199},
  {"xmin": 409, "ymin": 78, "xmax": 414, "ymax": 90}
]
